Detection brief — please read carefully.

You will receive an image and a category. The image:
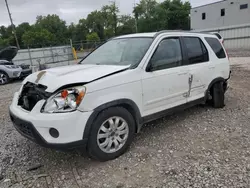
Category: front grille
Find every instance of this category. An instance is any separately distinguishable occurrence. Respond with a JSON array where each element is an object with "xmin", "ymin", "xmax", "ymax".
[
  {"xmin": 13, "ymin": 71, "xmax": 20, "ymax": 76},
  {"xmin": 20, "ymin": 64, "xmax": 30, "ymax": 69},
  {"xmin": 10, "ymin": 113, "xmax": 35, "ymax": 140},
  {"xmin": 18, "ymin": 82, "xmax": 51, "ymax": 111}
]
